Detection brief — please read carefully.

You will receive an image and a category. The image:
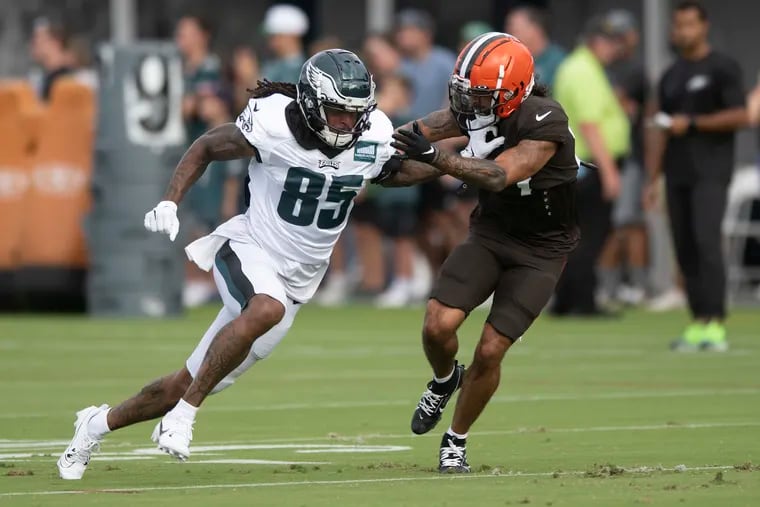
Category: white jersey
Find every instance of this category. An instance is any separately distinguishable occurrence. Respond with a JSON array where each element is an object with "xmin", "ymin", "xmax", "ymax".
[{"xmin": 233, "ymin": 94, "xmax": 394, "ymax": 265}]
